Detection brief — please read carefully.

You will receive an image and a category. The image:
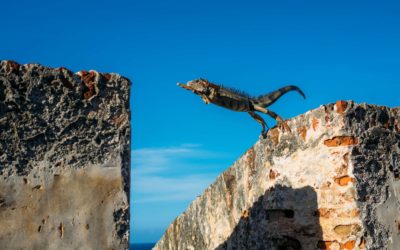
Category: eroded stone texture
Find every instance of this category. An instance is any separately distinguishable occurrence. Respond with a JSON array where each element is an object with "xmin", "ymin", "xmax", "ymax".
[
  {"xmin": 344, "ymin": 103, "xmax": 400, "ymax": 250},
  {"xmin": 0, "ymin": 60, "xmax": 130, "ymax": 249},
  {"xmin": 154, "ymin": 101, "xmax": 400, "ymax": 250}
]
